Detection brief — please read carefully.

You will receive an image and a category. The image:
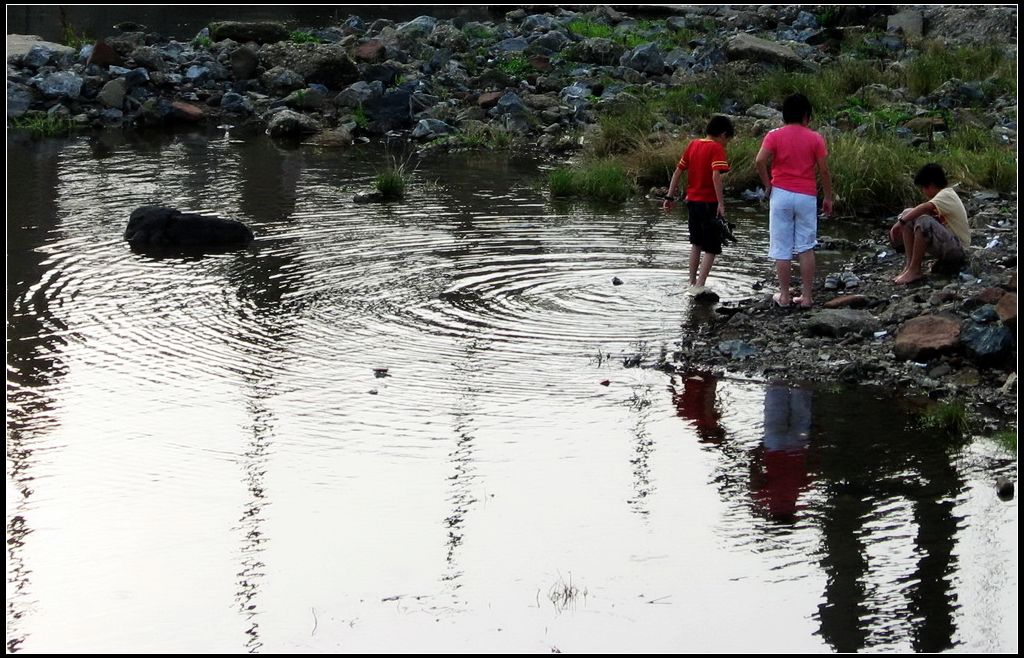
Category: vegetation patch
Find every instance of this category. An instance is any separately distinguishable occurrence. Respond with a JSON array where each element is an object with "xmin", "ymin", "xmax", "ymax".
[
  {"xmin": 548, "ymin": 160, "xmax": 633, "ymax": 202},
  {"xmin": 289, "ymin": 30, "xmax": 322, "ymax": 44},
  {"xmin": 918, "ymin": 401, "xmax": 969, "ymax": 437},
  {"xmin": 9, "ymin": 114, "xmax": 75, "ymax": 138}
]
